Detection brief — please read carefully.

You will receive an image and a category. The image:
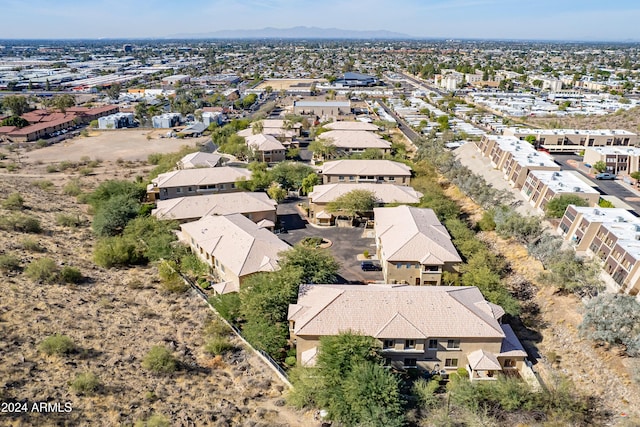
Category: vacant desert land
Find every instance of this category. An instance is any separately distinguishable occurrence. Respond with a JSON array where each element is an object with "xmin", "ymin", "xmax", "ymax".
[
  {"xmin": 256, "ymin": 79, "xmax": 326, "ymax": 91},
  {"xmin": 22, "ymin": 130, "xmax": 208, "ymax": 164}
]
